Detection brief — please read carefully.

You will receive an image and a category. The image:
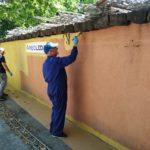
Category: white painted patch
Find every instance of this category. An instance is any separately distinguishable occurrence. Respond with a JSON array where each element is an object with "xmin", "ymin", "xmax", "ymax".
[{"xmin": 25, "ymin": 42, "xmax": 47, "ymax": 53}]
